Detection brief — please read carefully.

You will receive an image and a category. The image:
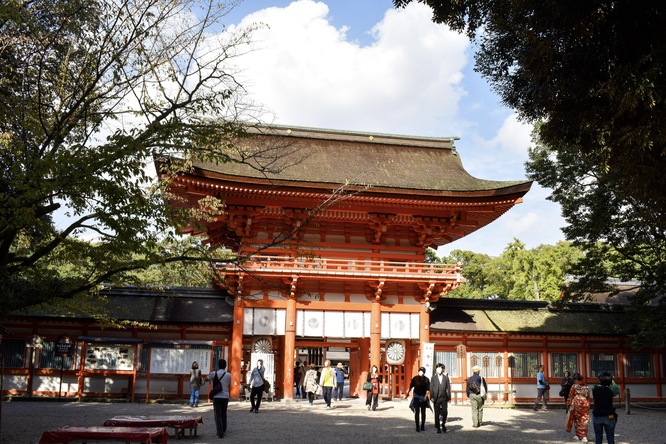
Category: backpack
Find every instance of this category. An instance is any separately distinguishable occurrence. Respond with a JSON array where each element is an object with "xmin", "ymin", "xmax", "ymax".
[
  {"xmin": 468, "ymin": 380, "xmax": 481, "ymax": 395},
  {"xmin": 209, "ymin": 371, "xmax": 224, "ymax": 399}
]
